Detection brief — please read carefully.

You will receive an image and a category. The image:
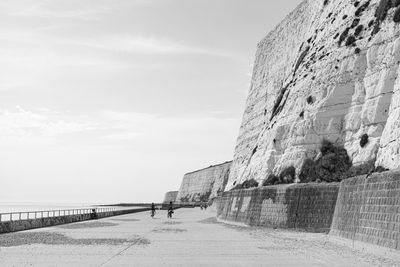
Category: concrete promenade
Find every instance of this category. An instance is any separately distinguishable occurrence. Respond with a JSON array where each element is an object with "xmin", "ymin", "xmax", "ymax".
[{"xmin": 0, "ymin": 208, "xmax": 400, "ymax": 266}]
